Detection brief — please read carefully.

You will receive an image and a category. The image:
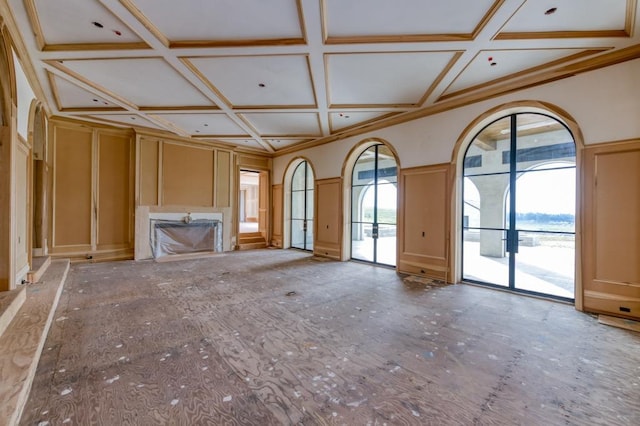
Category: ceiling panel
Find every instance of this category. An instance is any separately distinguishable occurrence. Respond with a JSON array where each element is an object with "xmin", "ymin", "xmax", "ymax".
[
  {"xmin": 214, "ymin": 138, "xmax": 267, "ymax": 151},
  {"xmin": 241, "ymin": 112, "xmax": 320, "ymax": 136},
  {"xmin": 329, "ymin": 111, "xmax": 398, "ymax": 132},
  {"xmin": 327, "ymin": 51, "xmax": 459, "ymax": 106},
  {"xmin": 264, "ymin": 138, "xmax": 309, "ymax": 149},
  {"xmin": 88, "ymin": 113, "xmax": 165, "ymax": 130},
  {"xmin": 152, "ymin": 113, "xmax": 247, "ymax": 136},
  {"xmin": 49, "ymin": 74, "xmax": 119, "ymax": 109},
  {"xmin": 128, "ymin": 0, "xmax": 303, "ymax": 43},
  {"xmin": 185, "ymin": 55, "xmax": 315, "ymax": 107},
  {"xmin": 324, "ymin": 0, "xmax": 497, "ymax": 39},
  {"xmin": 499, "ymin": 0, "xmax": 628, "ymax": 34},
  {"xmin": 443, "ymin": 48, "xmax": 599, "ymax": 97},
  {"xmin": 54, "ymin": 58, "xmax": 214, "ymax": 107},
  {"xmin": 5, "ymin": 0, "xmax": 640, "ymax": 155},
  {"xmin": 31, "ymin": 0, "xmax": 144, "ymax": 45}
]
